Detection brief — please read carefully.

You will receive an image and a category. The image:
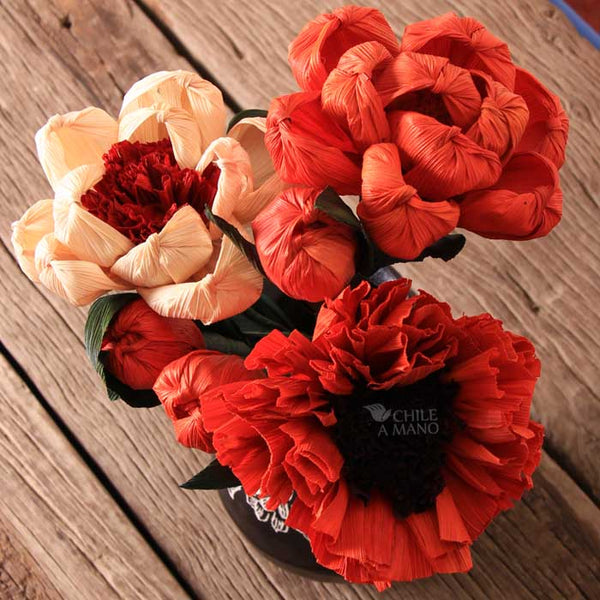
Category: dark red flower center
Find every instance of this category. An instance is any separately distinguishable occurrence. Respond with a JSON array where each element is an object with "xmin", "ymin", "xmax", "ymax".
[
  {"xmin": 331, "ymin": 371, "xmax": 460, "ymax": 518},
  {"xmin": 80, "ymin": 138, "xmax": 220, "ymax": 244}
]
